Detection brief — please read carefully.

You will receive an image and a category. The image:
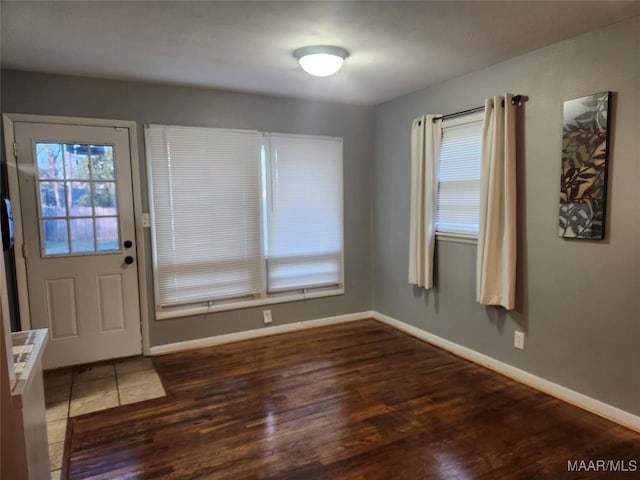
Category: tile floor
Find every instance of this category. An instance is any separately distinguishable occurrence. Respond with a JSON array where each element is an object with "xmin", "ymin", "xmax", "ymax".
[{"xmin": 44, "ymin": 356, "xmax": 166, "ymax": 479}]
